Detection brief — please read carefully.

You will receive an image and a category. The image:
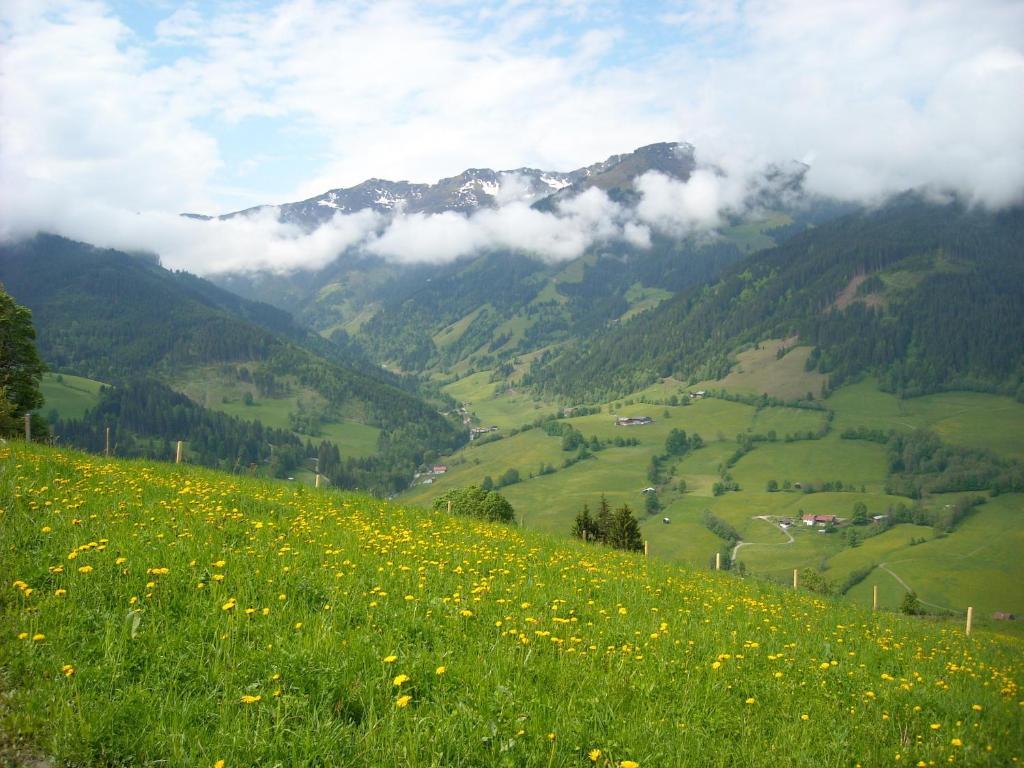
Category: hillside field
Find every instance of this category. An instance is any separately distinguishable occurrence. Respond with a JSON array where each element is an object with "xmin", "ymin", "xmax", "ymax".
[
  {"xmin": 404, "ymin": 369, "xmax": 1024, "ymax": 627},
  {"xmin": 2, "ymin": 443, "xmax": 1023, "ymax": 766}
]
